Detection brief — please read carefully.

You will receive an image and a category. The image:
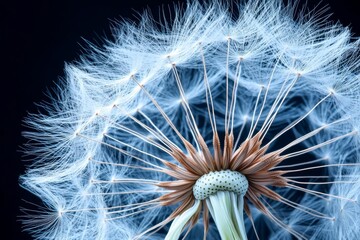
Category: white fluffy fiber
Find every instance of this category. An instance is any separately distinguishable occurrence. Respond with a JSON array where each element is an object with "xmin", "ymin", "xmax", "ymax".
[{"xmin": 21, "ymin": 0, "xmax": 360, "ymax": 239}]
